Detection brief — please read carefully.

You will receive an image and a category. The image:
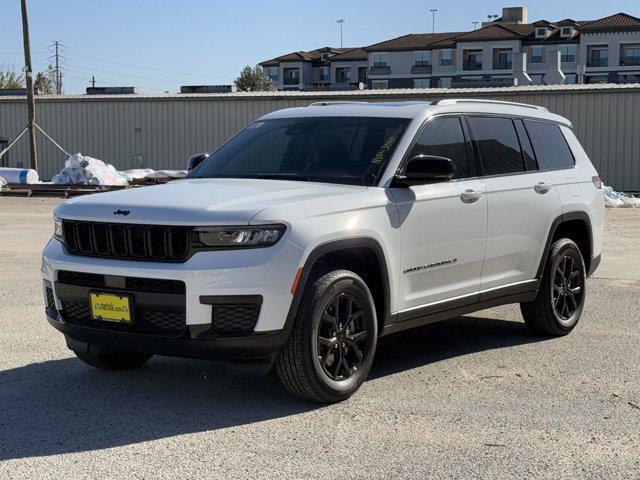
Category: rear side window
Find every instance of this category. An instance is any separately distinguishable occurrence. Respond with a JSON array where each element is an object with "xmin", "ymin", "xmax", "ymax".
[
  {"xmin": 408, "ymin": 116, "xmax": 470, "ymax": 179},
  {"xmin": 468, "ymin": 117, "xmax": 525, "ymax": 176},
  {"xmin": 523, "ymin": 120, "xmax": 575, "ymax": 170}
]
